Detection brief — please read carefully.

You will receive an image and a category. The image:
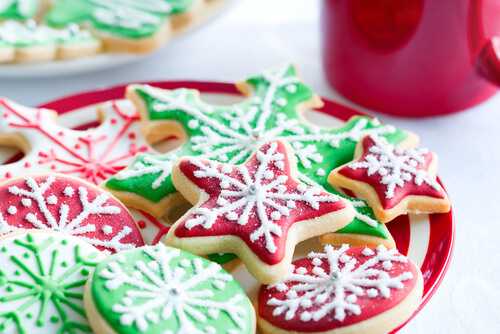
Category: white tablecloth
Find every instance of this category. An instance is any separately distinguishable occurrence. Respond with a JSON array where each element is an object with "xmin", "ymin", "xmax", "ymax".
[{"xmin": 0, "ymin": 1, "xmax": 498, "ymax": 332}]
